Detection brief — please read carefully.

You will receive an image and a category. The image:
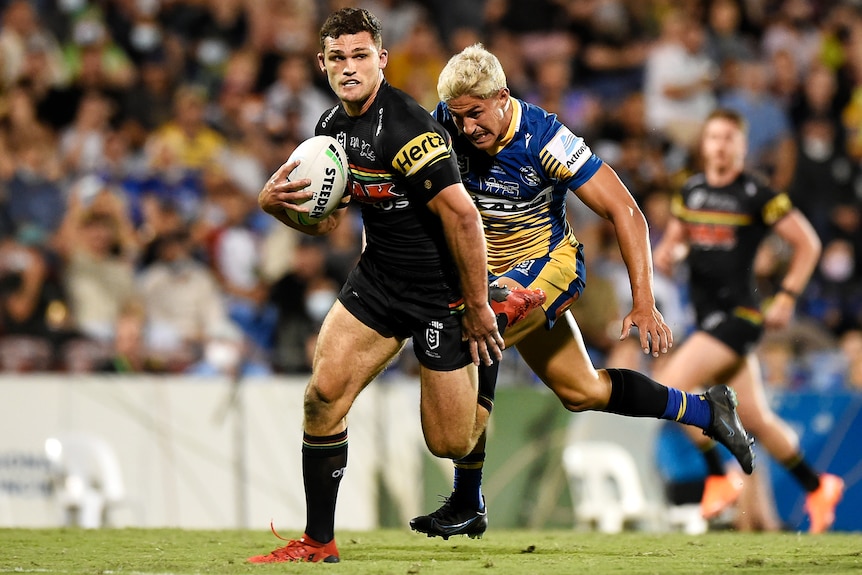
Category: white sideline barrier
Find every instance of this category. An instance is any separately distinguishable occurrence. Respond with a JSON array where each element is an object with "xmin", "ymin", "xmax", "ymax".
[{"xmin": 0, "ymin": 375, "xmax": 424, "ymax": 530}]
